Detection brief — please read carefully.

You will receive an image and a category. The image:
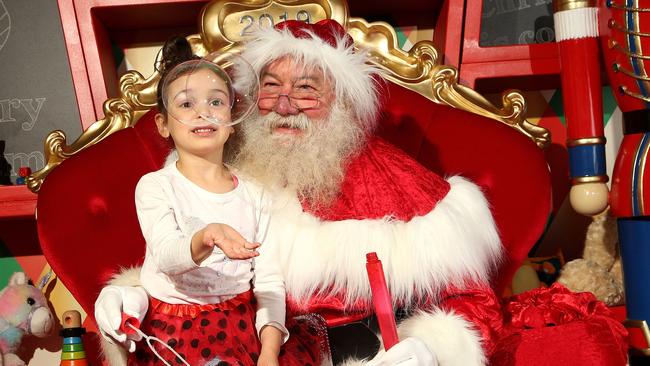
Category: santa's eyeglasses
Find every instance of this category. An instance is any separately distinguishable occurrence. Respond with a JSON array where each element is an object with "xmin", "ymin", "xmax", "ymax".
[{"xmin": 258, "ymin": 91, "xmax": 320, "ymax": 111}]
